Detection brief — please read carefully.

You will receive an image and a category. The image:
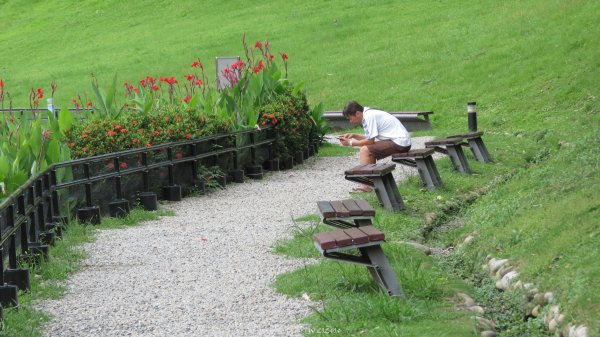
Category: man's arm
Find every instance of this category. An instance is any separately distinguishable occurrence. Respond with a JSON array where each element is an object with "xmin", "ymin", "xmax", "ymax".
[{"xmin": 339, "ymin": 134, "xmax": 374, "ymax": 147}]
